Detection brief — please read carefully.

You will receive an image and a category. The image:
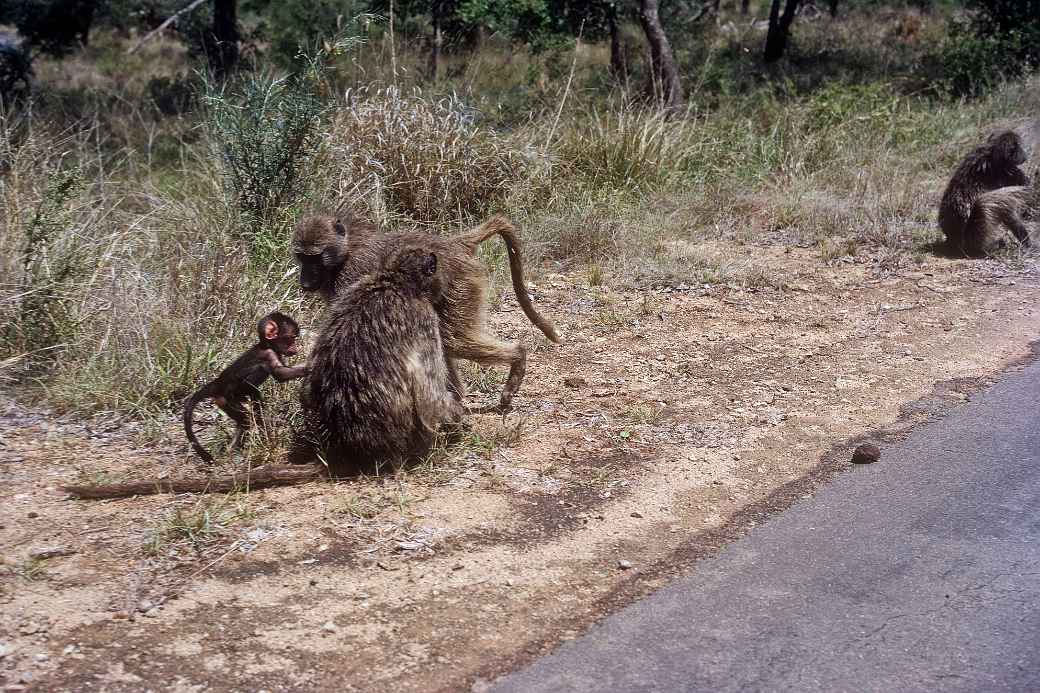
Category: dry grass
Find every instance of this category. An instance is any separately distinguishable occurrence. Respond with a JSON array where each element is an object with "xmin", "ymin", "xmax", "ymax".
[{"xmin": 2, "ymin": 7, "xmax": 1039, "ymax": 450}]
